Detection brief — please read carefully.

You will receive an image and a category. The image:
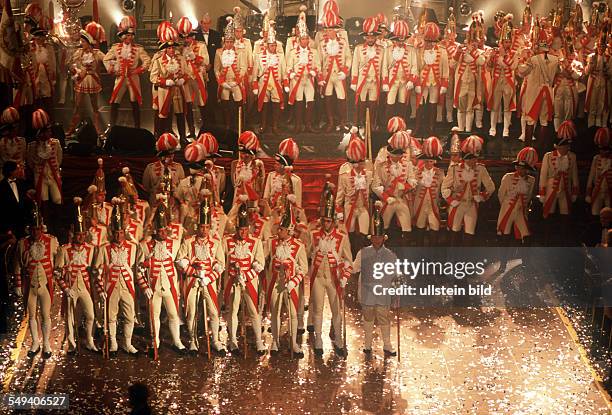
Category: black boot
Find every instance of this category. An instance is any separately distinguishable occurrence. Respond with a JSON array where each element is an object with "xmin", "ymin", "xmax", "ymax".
[
  {"xmin": 176, "ymin": 113, "xmax": 187, "ymax": 147},
  {"xmin": 198, "ymin": 106, "xmax": 206, "ymax": 133},
  {"xmin": 110, "ymin": 103, "xmax": 120, "ymax": 127},
  {"xmin": 294, "ymin": 103, "xmax": 304, "ymax": 133},
  {"xmin": 185, "ymin": 103, "xmax": 196, "ymax": 139},
  {"xmin": 258, "ymin": 103, "xmax": 269, "ymax": 134},
  {"xmin": 130, "ymin": 102, "xmax": 140, "ymax": 129}
]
